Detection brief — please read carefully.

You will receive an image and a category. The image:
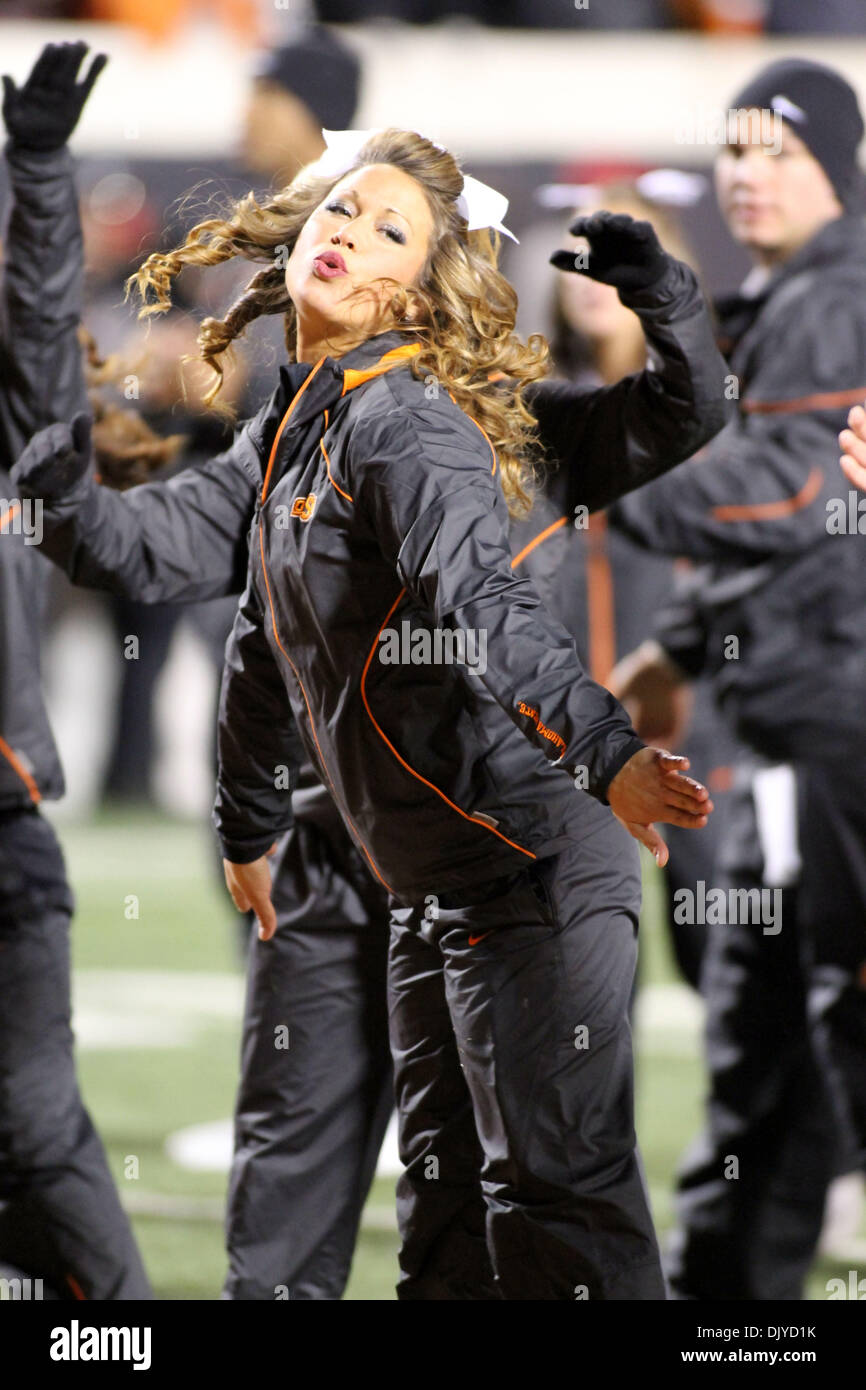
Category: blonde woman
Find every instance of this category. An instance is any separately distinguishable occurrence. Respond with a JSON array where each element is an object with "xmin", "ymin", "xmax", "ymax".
[{"xmin": 16, "ymin": 129, "xmax": 726, "ymax": 1298}]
